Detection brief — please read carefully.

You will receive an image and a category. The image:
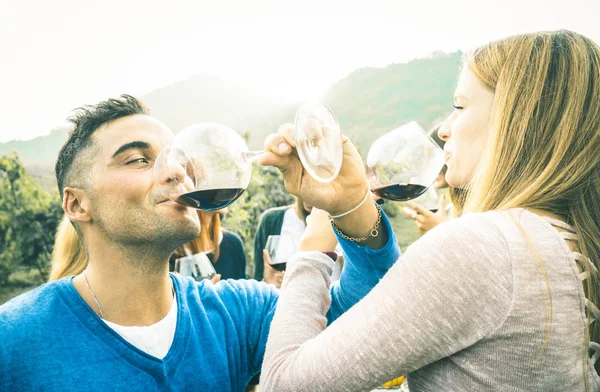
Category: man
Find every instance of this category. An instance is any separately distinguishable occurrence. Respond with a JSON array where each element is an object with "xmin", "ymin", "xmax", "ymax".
[{"xmin": 0, "ymin": 95, "xmax": 400, "ymax": 391}]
